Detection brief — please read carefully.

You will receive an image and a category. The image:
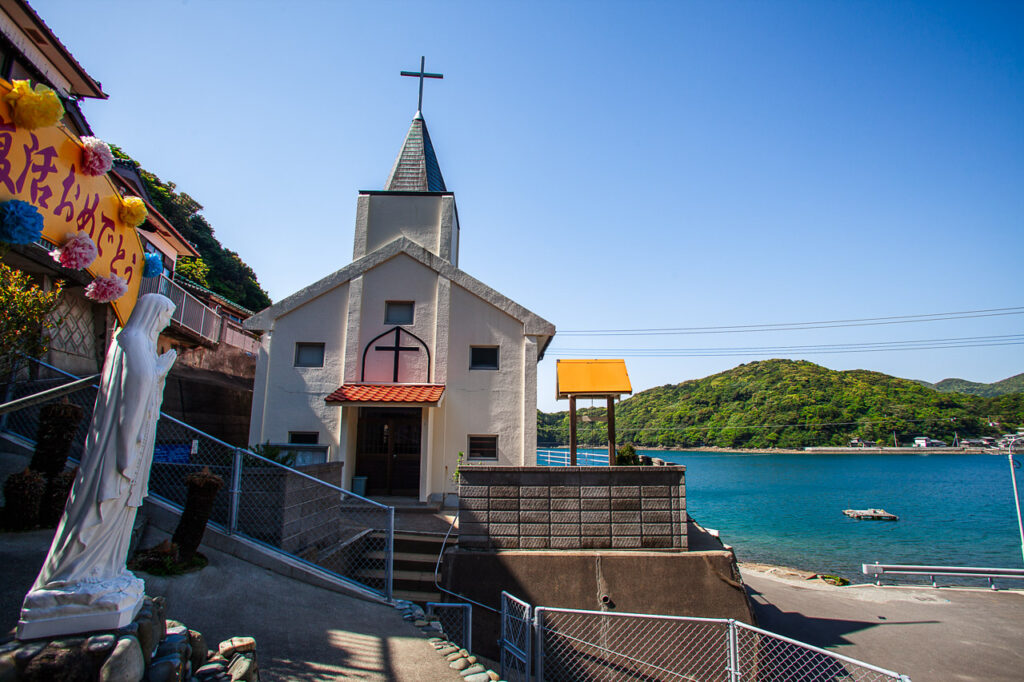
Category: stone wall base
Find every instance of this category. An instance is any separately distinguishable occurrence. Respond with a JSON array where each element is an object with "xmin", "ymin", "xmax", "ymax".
[
  {"xmin": 3, "ymin": 594, "xmax": 259, "ymax": 681},
  {"xmin": 442, "ymin": 548, "xmax": 754, "ymax": 660}
]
